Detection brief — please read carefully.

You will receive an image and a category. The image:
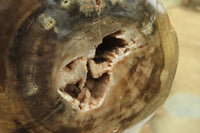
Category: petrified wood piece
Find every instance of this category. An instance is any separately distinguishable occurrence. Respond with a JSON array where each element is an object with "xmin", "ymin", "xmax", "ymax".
[{"xmin": 0, "ymin": 0, "xmax": 178, "ymax": 133}]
